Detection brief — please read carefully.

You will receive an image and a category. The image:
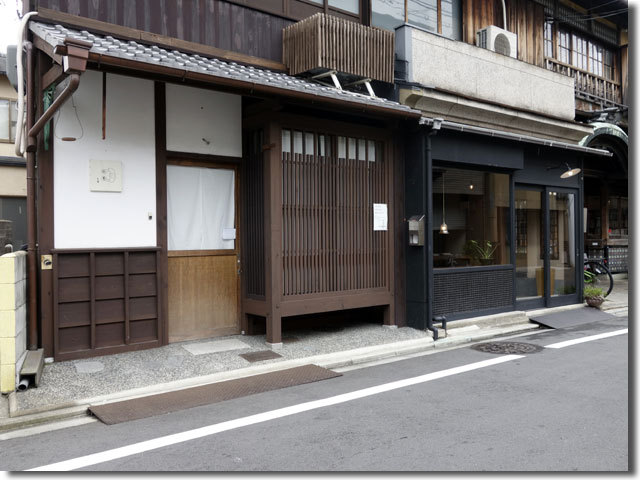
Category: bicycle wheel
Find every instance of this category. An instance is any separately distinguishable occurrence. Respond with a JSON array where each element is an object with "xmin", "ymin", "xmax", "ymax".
[{"xmin": 584, "ymin": 261, "xmax": 613, "ymax": 297}]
